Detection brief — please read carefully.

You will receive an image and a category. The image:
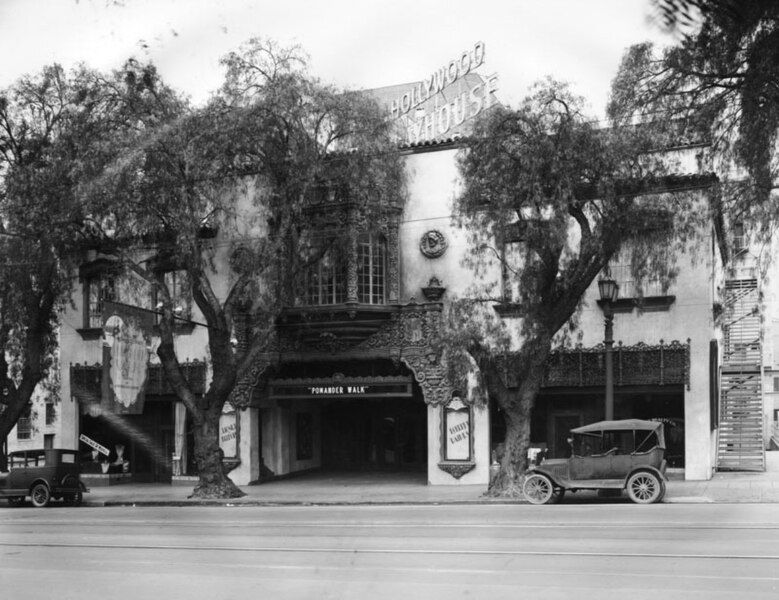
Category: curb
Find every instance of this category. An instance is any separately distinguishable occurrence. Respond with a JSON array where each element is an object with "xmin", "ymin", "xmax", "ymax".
[
  {"xmin": 84, "ymin": 499, "xmax": 528, "ymax": 507},
  {"xmin": 80, "ymin": 496, "xmax": 777, "ymax": 507}
]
